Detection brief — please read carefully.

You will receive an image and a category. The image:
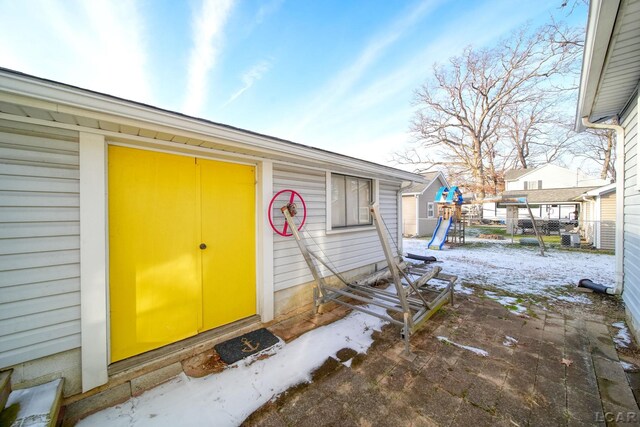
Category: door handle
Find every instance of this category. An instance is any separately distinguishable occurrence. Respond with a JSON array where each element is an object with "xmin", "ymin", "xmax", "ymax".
[{"xmin": 200, "ymin": 243, "xmax": 207, "ymax": 250}]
